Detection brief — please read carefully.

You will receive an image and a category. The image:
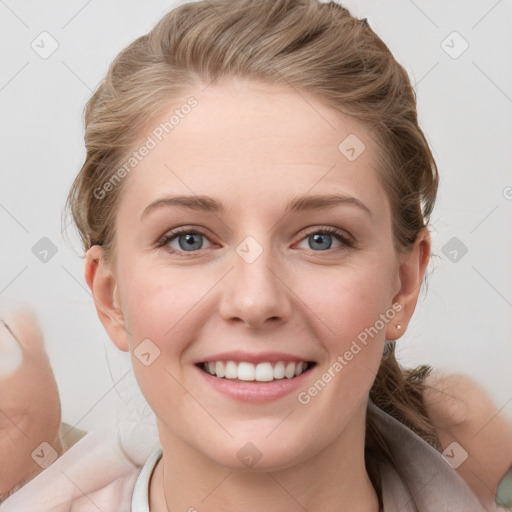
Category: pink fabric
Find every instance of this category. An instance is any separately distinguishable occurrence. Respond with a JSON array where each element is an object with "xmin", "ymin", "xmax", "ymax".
[{"xmin": 0, "ymin": 428, "xmax": 141, "ymax": 512}]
